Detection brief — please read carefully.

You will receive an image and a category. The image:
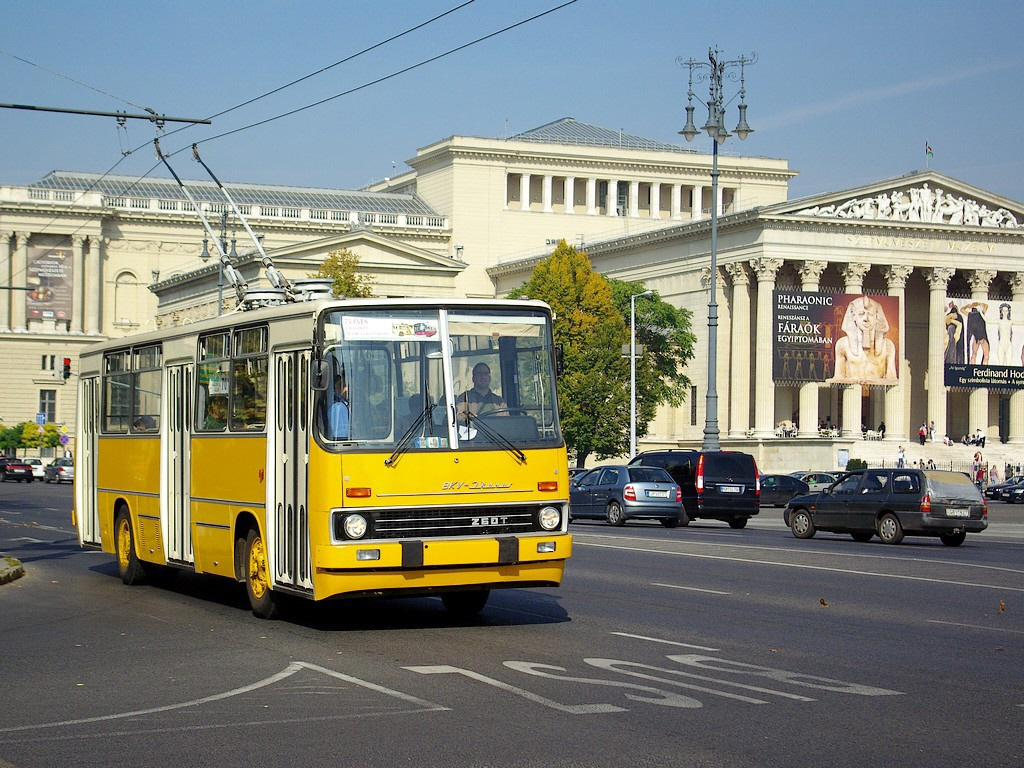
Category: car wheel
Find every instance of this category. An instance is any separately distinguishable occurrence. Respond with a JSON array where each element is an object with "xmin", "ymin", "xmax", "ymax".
[
  {"xmin": 850, "ymin": 531, "xmax": 874, "ymax": 542},
  {"xmin": 728, "ymin": 517, "xmax": 748, "ymax": 529},
  {"xmin": 660, "ymin": 517, "xmax": 680, "ymax": 529},
  {"xmin": 679, "ymin": 507, "xmax": 692, "ymax": 527},
  {"xmin": 878, "ymin": 513, "xmax": 904, "ymax": 545},
  {"xmin": 790, "ymin": 508, "xmax": 815, "ymax": 539},
  {"xmin": 115, "ymin": 509, "xmax": 146, "ymax": 585},
  {"xmin": 605, "ymin": 501, "xmax": 626, "ymax": 527},
  {"xmin": 441, "ymin": 590, "xmax": 490, "ymax": 617},
  {"xmin": 939, "ymin": 531, "xmax": 967, "ymax": 547},
  {"xmin": 244, "ymin": 526, "xmax": 279, "ymax": 619}
]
